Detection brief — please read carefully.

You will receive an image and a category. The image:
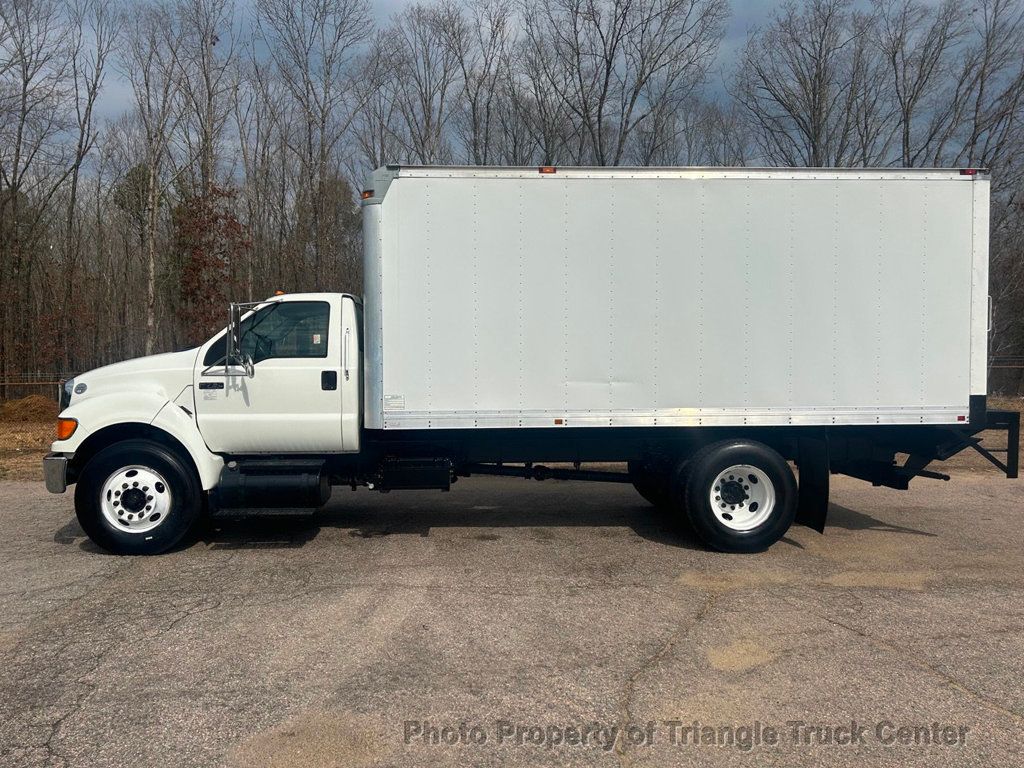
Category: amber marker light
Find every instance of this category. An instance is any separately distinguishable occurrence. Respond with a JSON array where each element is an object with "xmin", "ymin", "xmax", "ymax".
[
  {"xmin": 361, "ymin": 189, "xmax": 374, "ymax": 199},
  {"xmin": 56, "ymin": 418, "xmax": 78, "ymax": 441}
]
